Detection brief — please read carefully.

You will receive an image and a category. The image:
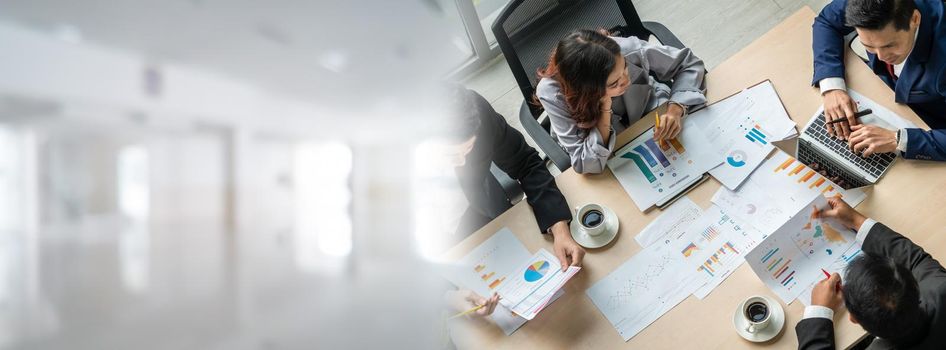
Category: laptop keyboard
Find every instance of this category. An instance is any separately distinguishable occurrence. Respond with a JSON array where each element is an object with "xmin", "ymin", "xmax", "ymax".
[
  {"xmin": 798, "ymin": 142, "xmax": 869, "ymax": 189},
  {"xmin": 803, "ymin": 113, "xmax": 896, "ymax": 179}
]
